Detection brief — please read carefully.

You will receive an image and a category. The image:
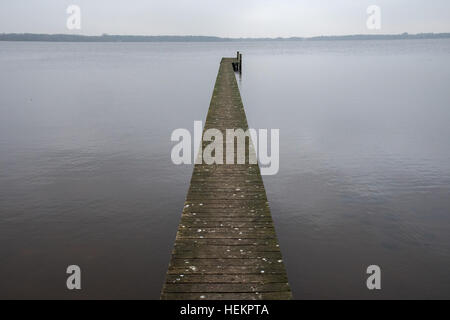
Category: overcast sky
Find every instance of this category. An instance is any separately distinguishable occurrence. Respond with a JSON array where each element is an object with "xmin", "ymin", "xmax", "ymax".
[{"xmin": 1, "ymin": 0, "xmax": 449, "ymax": 37}]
